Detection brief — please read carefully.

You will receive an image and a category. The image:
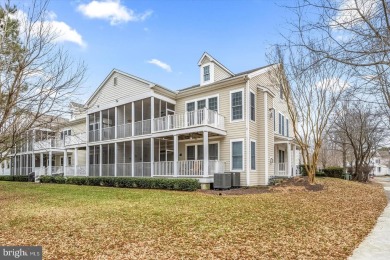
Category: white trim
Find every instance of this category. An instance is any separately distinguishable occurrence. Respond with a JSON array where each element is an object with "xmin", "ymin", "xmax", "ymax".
[
  {"xmin": 230, "ymin": 88, "xmax": 245, "ymax": 123},
  {"xmin": 197, "ymin": 52, "xmax": 234, "ymax": 76},
  {"xmin": 248, "ymin": 64, "xmax": 278, "ymax": 79},
  {"xmin": 264, "ymin": 92, "xmax": 269, "ymax": 185},
  {"xmin": 200, "ymin": 62, "xmax": 215, "ymax": 86},
  {"xmin": 249, "ymin": 90, "xmax": 256, "ymax": 122},
  {"xmin": 184, "ymin": 94, "xmax": 220, "ymax": 114},
  {"xmin": 230, "ymin": 138, "xmax": 244, "ymax": 171},
  {"xmin": 250, "ymin": 139, "xmax": 256, "ymax": 171},
  {"xmin": 184, "ymin": 141, "xmax": 220, "ymax": 160},
  {"xmin": 86, "ymin": 69, "xmax": 157, "ymax": 106},
  {"xmin": 257, "ymin": 85, "xmax": 276, "ymax": 98},
  {"xmin": 245, "ymin": 81, "xmax": 250, "ymax": 186}
]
